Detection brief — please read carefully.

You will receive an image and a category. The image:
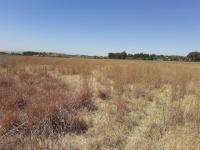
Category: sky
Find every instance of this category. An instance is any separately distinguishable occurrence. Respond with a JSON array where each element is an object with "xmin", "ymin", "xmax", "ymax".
[{"xmin": 0, "ymin": 0, "xmax": 199, "ymax": 56}]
